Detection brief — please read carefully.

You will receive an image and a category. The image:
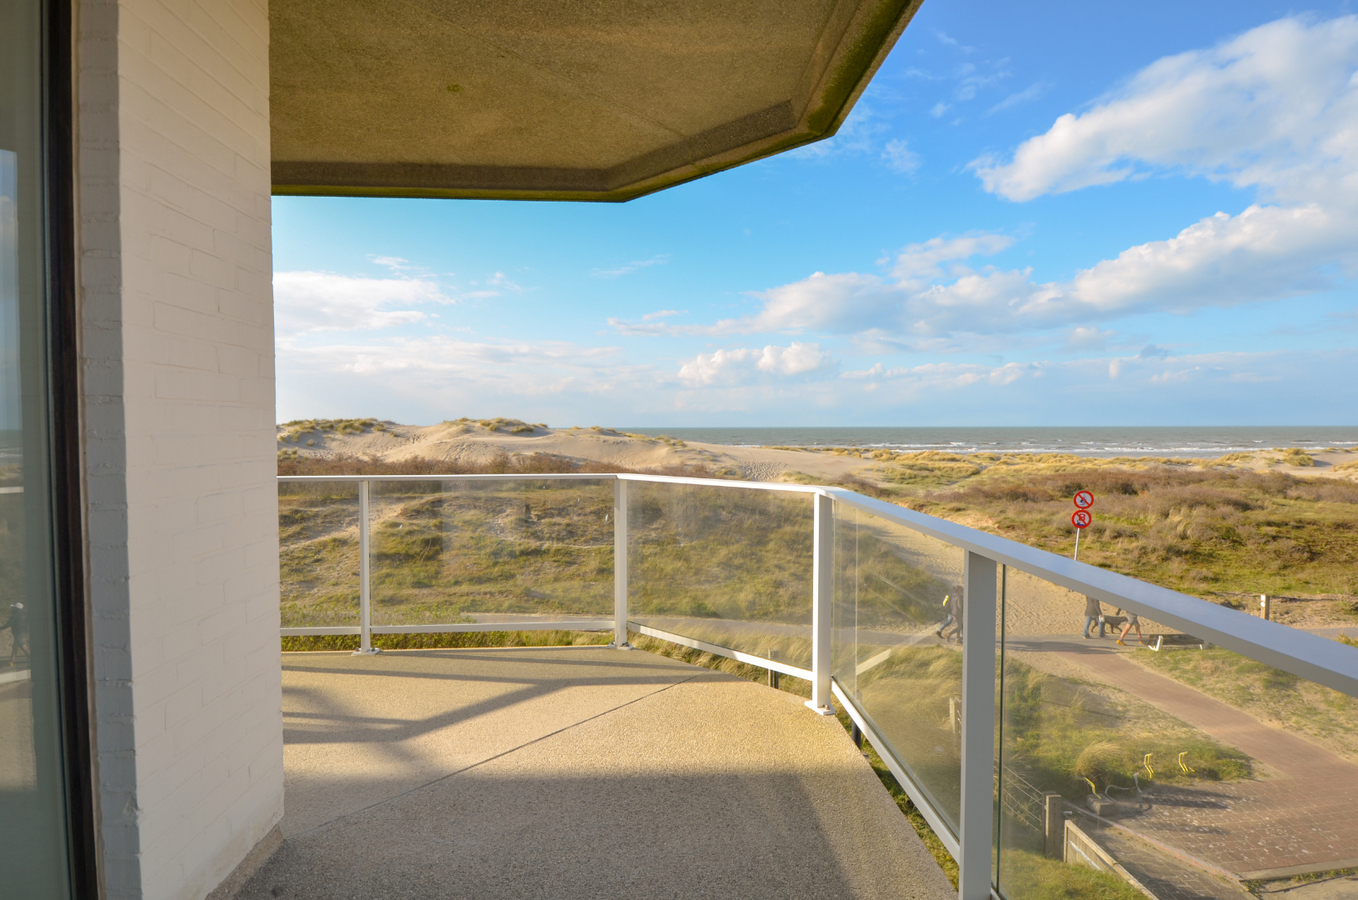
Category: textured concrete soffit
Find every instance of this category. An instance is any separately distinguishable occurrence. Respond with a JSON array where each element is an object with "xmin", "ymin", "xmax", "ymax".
[{"xmin": 269, "ymin": 0, "xmax": 922, "ymax": 201}]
